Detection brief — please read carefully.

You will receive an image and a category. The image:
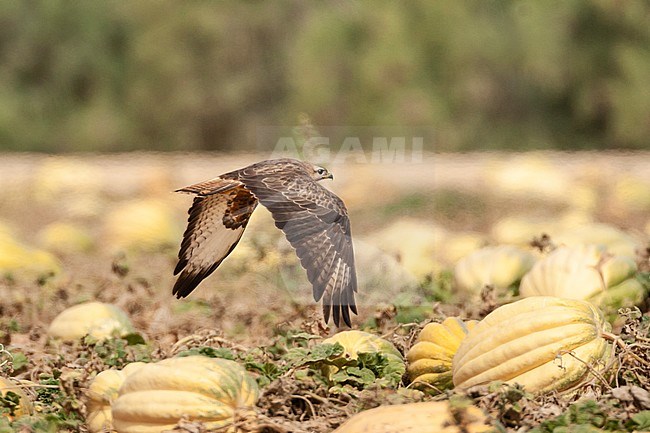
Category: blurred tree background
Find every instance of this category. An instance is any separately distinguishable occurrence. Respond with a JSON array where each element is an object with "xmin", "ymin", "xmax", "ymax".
[{"xmin": 0, "ymin": 0, "xmax": 648, "ymax": 153}]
